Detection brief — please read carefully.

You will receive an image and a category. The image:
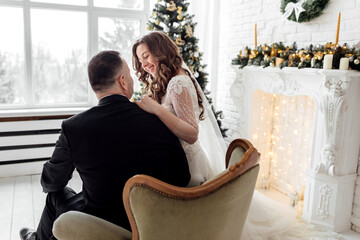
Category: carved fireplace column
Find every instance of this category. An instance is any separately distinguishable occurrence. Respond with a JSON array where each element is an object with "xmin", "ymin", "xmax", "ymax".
[{"xmin": 303, "ymin": 71, "xmax": 360, "ymax": 232}]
